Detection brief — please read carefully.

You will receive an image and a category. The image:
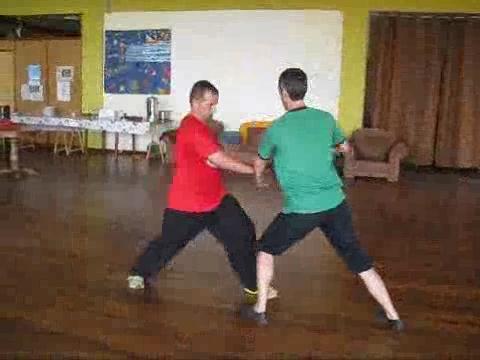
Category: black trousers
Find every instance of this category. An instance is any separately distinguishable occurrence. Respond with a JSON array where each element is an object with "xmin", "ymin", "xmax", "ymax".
[{"xmin": 132, "ymin": 195, "xmax": 257, "ymax": 291}]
